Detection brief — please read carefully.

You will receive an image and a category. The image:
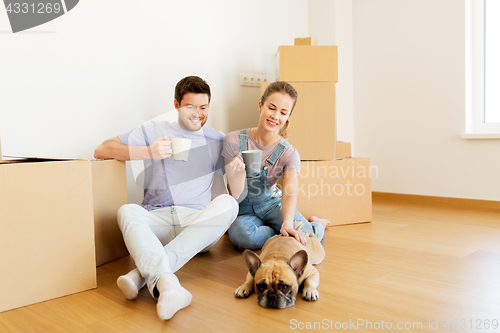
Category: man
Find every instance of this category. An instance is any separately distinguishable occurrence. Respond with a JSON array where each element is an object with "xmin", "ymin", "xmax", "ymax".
[{"xmin": 94, "ymin": 76, "xmax": 238, "ymax": 320}]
